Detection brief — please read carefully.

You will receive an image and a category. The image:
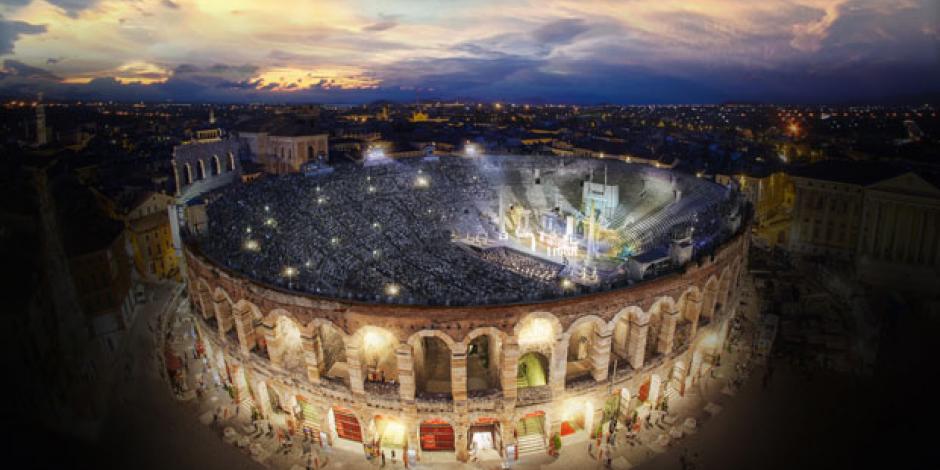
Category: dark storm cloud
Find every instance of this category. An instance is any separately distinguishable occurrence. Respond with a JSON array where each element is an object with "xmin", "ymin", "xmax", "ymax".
[
  {"xmin": 1, "ymin": 59, "xmax": 60, "ymax": 80},
  {"xmin": 38, "ymin": 0, "xmax": 101, "ymax": 18},
  {"xmin": 531, "ymin": 18, "xmax": 589, "ymax": 45},
  {"xmin": 0, "ymin": 15, "xmax": 46, "ymax": 55},
  {"xmin": 161, "ymin": 0, "xmax": 179, "ymax": 9}
]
